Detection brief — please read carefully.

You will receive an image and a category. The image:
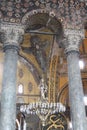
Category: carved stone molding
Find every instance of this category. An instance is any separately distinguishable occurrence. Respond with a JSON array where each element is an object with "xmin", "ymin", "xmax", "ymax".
[
  {"xmin": 0, "ymin": 24, "xmax": 25, "ymax": 50},
  {"xmin": 61, "ymin": 29, "xmax": 85, "ymax": 54}
]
